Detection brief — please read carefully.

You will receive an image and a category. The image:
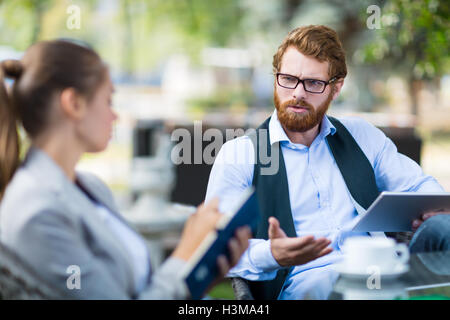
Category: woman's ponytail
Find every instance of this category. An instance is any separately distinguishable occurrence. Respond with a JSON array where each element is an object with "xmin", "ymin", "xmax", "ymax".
[{"xmin": 0, "ymin": 60, "xmax": 22, "ymax": 200}]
